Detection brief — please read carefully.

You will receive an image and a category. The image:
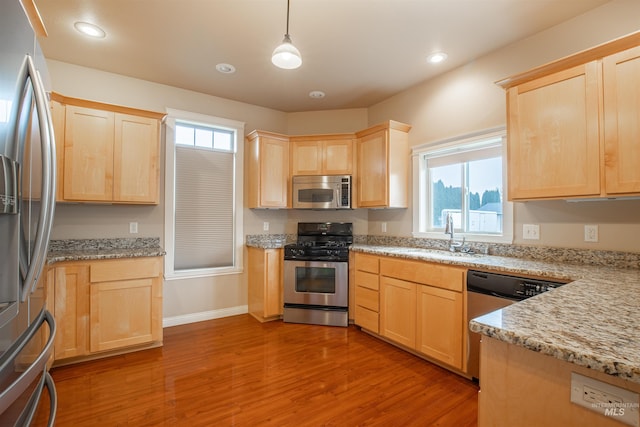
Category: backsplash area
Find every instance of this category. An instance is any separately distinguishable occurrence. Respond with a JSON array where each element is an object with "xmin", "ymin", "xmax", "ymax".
[{"xmin": 246, "ymin": 234, "xmax": 640, "ymax": 270}]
